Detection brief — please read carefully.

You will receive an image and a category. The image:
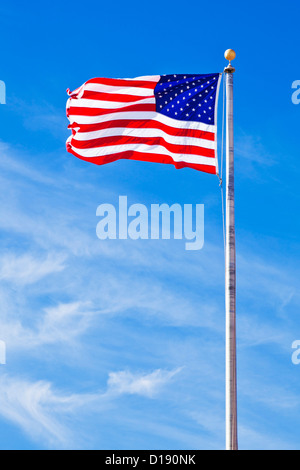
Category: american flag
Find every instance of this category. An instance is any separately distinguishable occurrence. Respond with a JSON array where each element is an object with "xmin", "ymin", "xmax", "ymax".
[{"xmin": 66, "ymin": 73, "xmax": 222, "ymax": 174}]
